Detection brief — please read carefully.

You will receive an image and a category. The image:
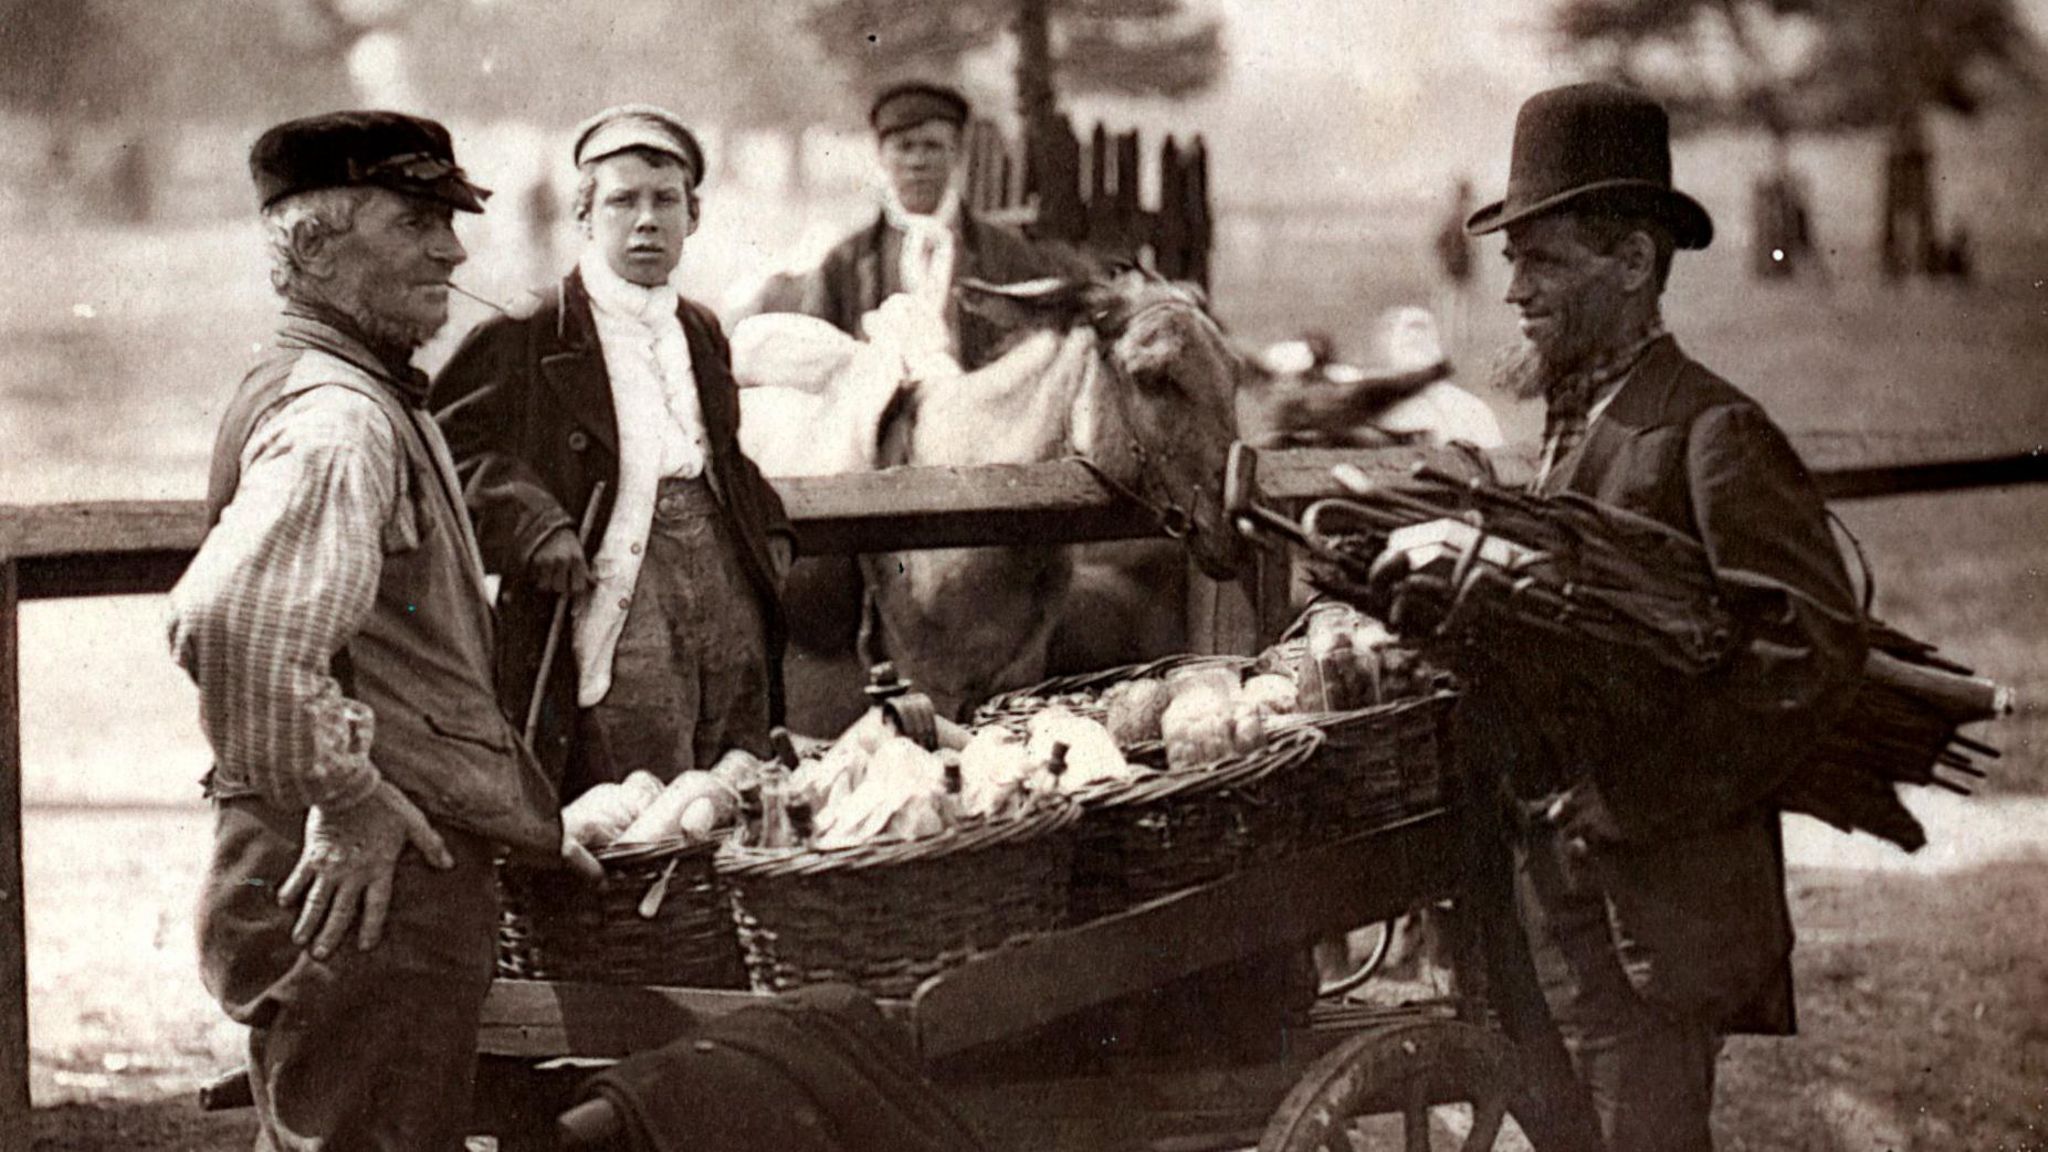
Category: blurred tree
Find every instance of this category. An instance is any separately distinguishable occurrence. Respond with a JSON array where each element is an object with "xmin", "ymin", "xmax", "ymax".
[
  {"xmin": 802, "ymin": 0, "xmax": 1225, "ymax": 127},
  {"xmin": 1553, "ymin": 0, "xmax": 2041, "ymax": 280},
  {"xmin": 0, "ymin": 0, "xmax": 355, "ymax": 219},
  {"xmin": 0, "ymin": 1, "xmax": 125, "ymax": 125}
]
